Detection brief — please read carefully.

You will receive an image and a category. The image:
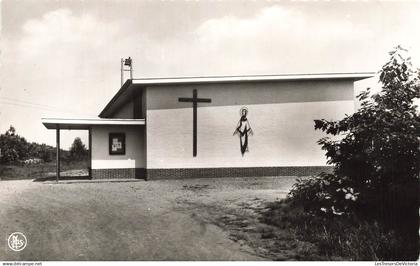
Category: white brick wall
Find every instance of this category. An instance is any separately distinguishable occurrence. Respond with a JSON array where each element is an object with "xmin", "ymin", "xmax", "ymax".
[
  {"xmin": 147, "ymin": 100, "xmax": 353, "ymax": 169},
  {"xmin": 91, "ymin": 125, "xmax": 146, "ymax": 169}
]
